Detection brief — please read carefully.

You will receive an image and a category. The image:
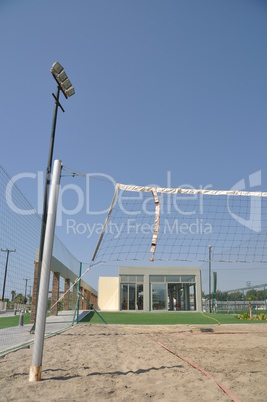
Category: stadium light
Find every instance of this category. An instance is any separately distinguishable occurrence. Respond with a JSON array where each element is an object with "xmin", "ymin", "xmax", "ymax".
[
  {"xmin": 51, "ymin": 62, "xmax": 75, "ymax": 99},
  {"xmin": 31, "ymin": 62, "xmax": 75, "ymax": 333}
]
